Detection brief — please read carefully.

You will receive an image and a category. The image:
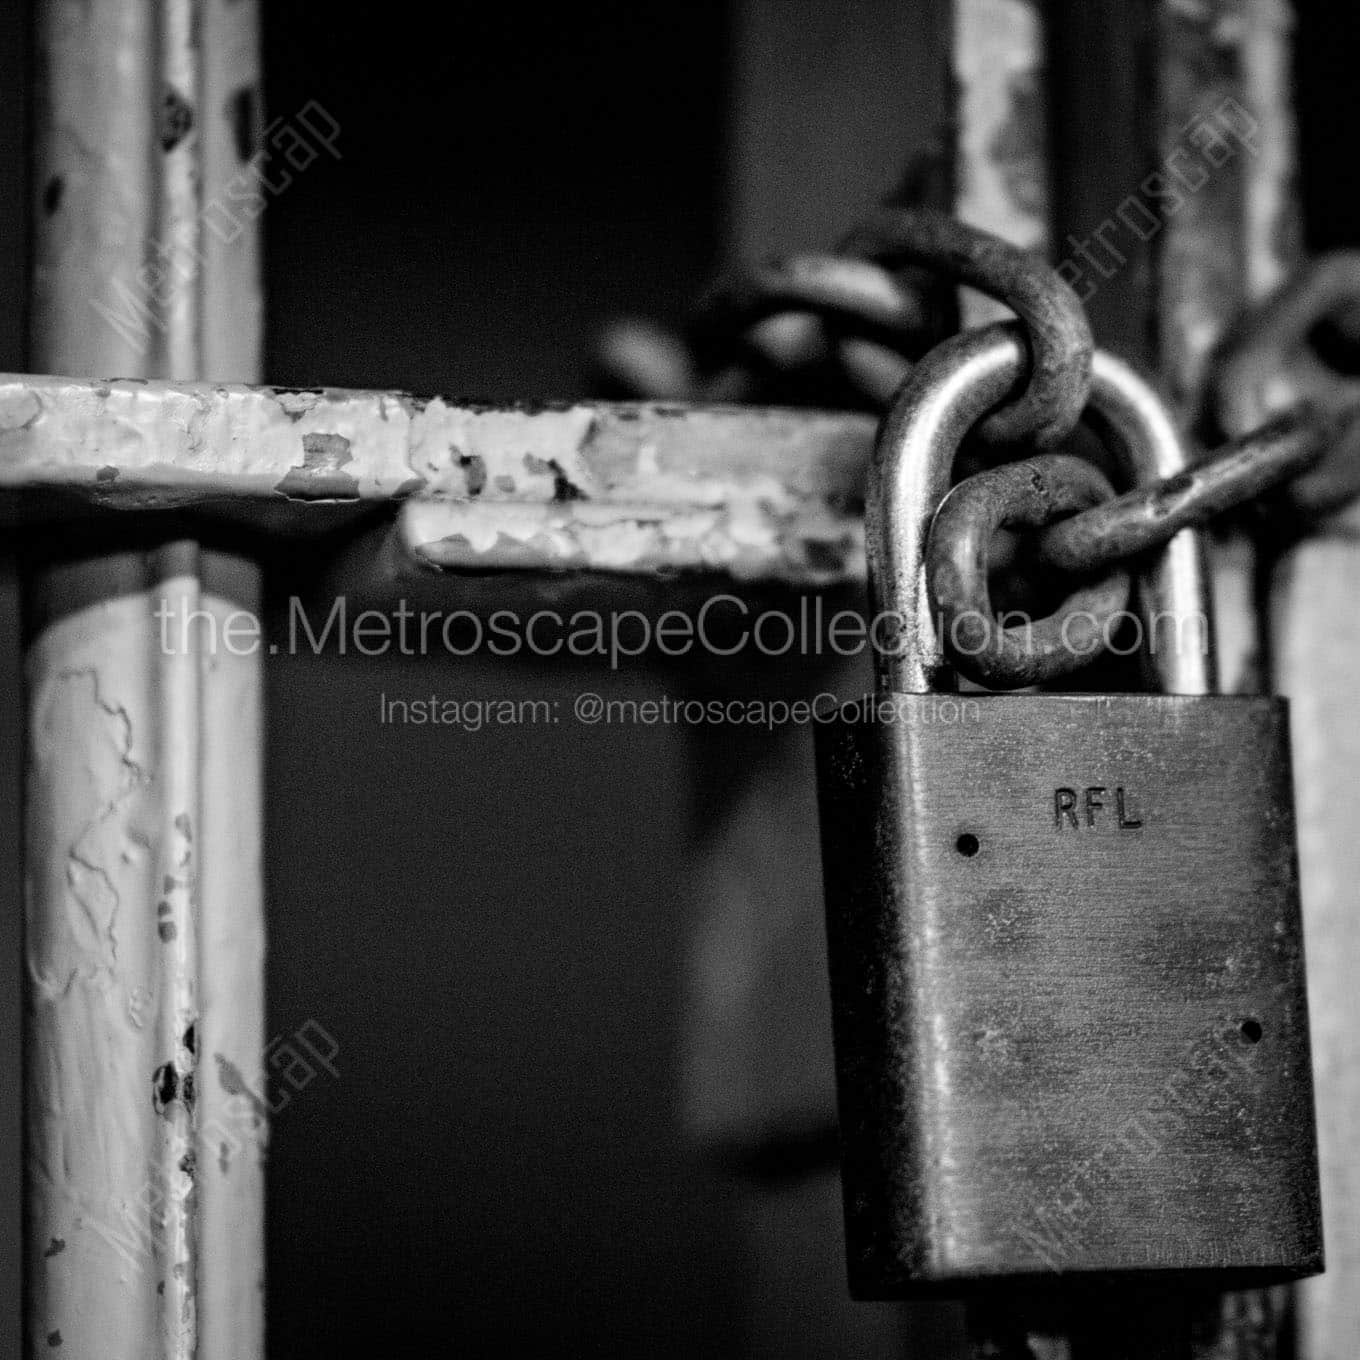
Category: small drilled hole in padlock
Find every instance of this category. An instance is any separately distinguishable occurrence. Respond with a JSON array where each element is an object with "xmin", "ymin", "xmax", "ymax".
[
  {"xmin": 955, "ymin": 833, "xmax": 980, "ymax": 858},
  {"xmin": 1239, "ymin": 1018, "xmax": 1264, "ymax": 1045}
]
